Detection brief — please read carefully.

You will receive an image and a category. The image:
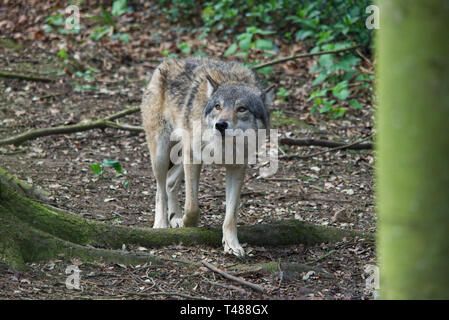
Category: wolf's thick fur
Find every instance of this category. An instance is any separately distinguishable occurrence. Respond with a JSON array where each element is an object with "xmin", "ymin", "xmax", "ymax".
[{"xmin": 141, "ymin": 57, "xmax": 272, "ymax": 257}]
